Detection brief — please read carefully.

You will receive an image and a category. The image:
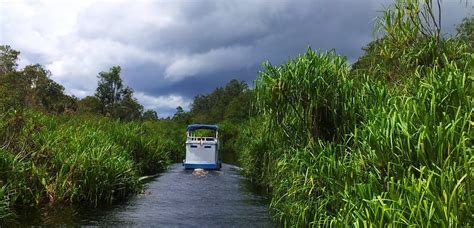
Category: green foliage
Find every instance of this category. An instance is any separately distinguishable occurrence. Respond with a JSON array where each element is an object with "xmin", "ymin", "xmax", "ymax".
[
  {"xmin": 375, "ymin": 0, "xmax": 442, "ymax": 41},
  {"xmin": 188, "ymin": 79, "xmax": 252, "ymax": 124},
  {"xmin": 0, "ymin": 45, "xmax": 180, "ymax": 221},
  {"xmin": 238, "ymin": 1, "xmax": 473, "ymax": 225},
  {"xmin": 217, "ymin": 121, "xmax": 242, "ymax": 164},
  {"xmin": 224, "ymin": 90, "xmax": 254, "ymax": 122},
  {"xmin": 237, "ymin": 117, "xmax": 274, "ymax": 186},
  {"xmin": 29, "ymin": 118, "xmax": 141, "ymax": 206},
  {"xmin": 1, "ymin": 46, "xmax": 76, "ymax": 115},
  {"xmin": 0, "ymin": 71, "xmax": 28, "ymax": 113},
  {"xmin": 95, "ymin": 66, "xmax": 124, "ymax": 111},
  {"xmin": 241, "ymin": 48, "xmax": 473, "ymax": 226},
  {"xmin": 457, "ymin": 15, "xmax": 474, "ymax": 50},
  {"xmin": 113, "ymin": 87, "xmax": 144, "ymax": 121},
  {"xmin": 172, "ymin": 106, "xmax": 191, "ymax": 125},
  {"xmin": 256, "ymin": 49, "xmax": 352, "ymax": 144},
  {"xmin": 77, "ymin": 96, "xmax": 103, "ymax": 114},
  {"xmin": 142, "ymin": 110, "xmax": 158, "ymax": 121},
  {"xmin": 94, "ymin": 66, "xmax": 144, "ymax": 120},
  {"xmin": 0, "ymin": 46, "xmax": 27, "ymax": 114},
  {"xmin": 352, "ymin": 0, "xmax": 470, "ymax": 82},
  {"xmin": 0, "ymin": 45, "xmax": 20, "ymax": 74},
  {"xmin": 0, "ymin": 111, "xmax": 182, "ymax": 219},
  {"xmin": 142, "ymin": 120, "xmax": 185, "ymax": 163},
  {"xmin": 1, "ymin": 1, "xmax": 472, "ymax": 225},
  {"xmin": 22, "ymin": 64, "xmax": 67, "ymax": 113}
]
